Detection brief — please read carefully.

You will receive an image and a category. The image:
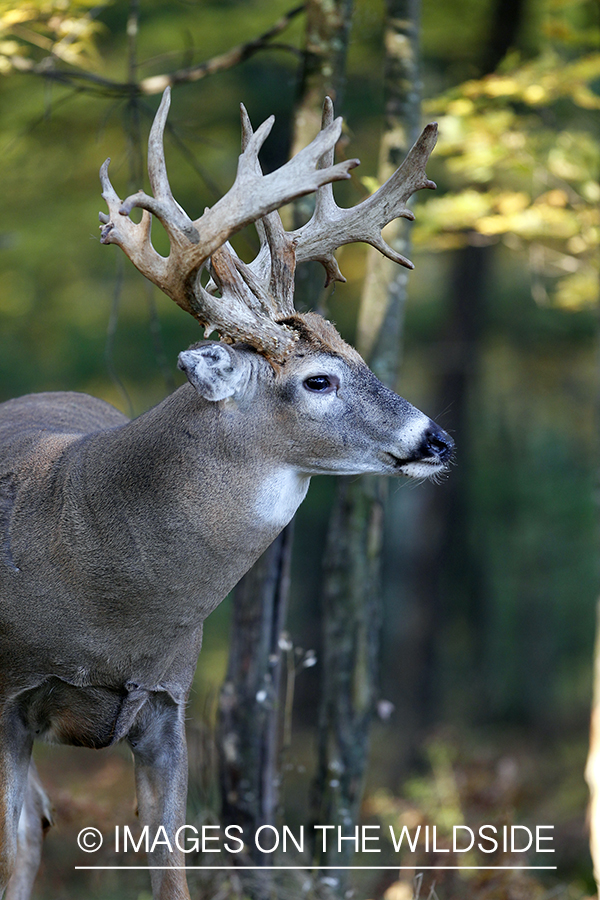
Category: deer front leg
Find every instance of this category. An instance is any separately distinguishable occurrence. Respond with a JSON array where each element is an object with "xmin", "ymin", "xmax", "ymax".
[
  {"xmin": 5, "ymin": 763, "xmax": 53, "ymax": 900},
  {"xmin": 0, "ymin": 709, "xmax": 33, "ymax": 900},
  {"xmin": 127, "ymin": 693, "xmax": 190, "ymax": 900}
]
